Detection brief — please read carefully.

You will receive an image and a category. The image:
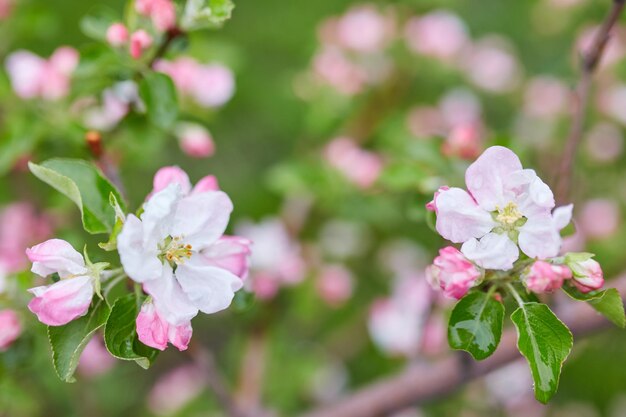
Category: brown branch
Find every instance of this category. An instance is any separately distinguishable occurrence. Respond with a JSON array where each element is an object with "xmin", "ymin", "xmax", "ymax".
[
  {"xmin": 235, "ymin": 328, "xmax": 269, "ymax": 415},
  {"xmin": 555, "ymin": 0, "xmax": 626, "ymax": 203},
  {"xmin": 298, "ymin": 277, "xmax": 626, "ymax": 417},
  {"xmin": 148, "ymin": 27, "xmax": 184, "ymax": 68},
  {"xmin": 85, "ymin": 131, "xmax": 126, "ymax": 198}
]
